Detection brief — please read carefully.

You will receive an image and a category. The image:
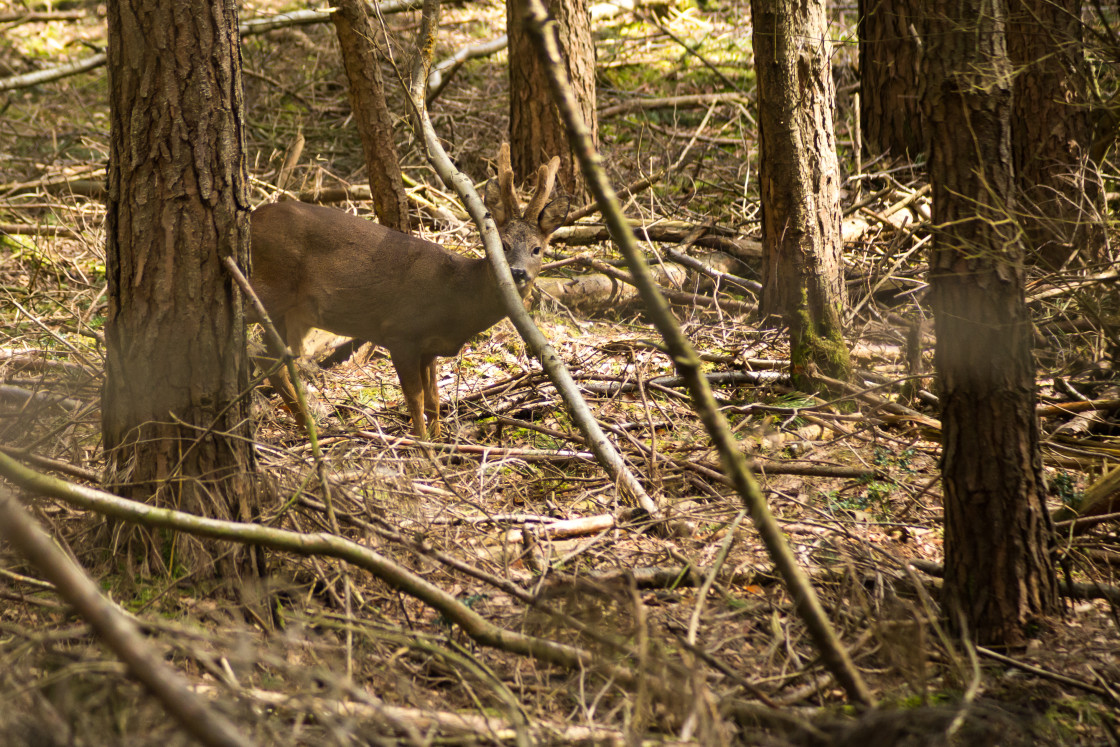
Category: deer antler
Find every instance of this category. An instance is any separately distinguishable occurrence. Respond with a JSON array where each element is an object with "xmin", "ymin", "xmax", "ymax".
[
  {"xmin": 524, "ymin": 156, "xmax": 561, "ymax": 224},
  {"xmin": 497, "ymin": 142, "xmax": 520, "ymax": 221}
]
